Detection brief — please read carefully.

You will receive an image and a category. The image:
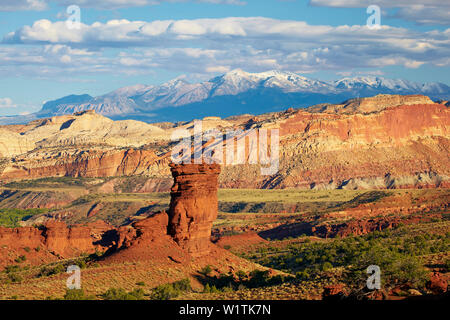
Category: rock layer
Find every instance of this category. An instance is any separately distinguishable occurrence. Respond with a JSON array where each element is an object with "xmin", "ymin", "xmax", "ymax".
[
  {"xmin": 0, "ymin": 221, "xmax": 96, "ymax": 267},
  {"xmin": 0, "ymin": 96, "xmax": 448, "ymax": 191},
  {"xmin": 43, "ymin": 221, "xmax": 95, "ymax": 256},
  {"xmin": 168, "ymin": 163, "xmax": 221, "ymax": 257}
]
